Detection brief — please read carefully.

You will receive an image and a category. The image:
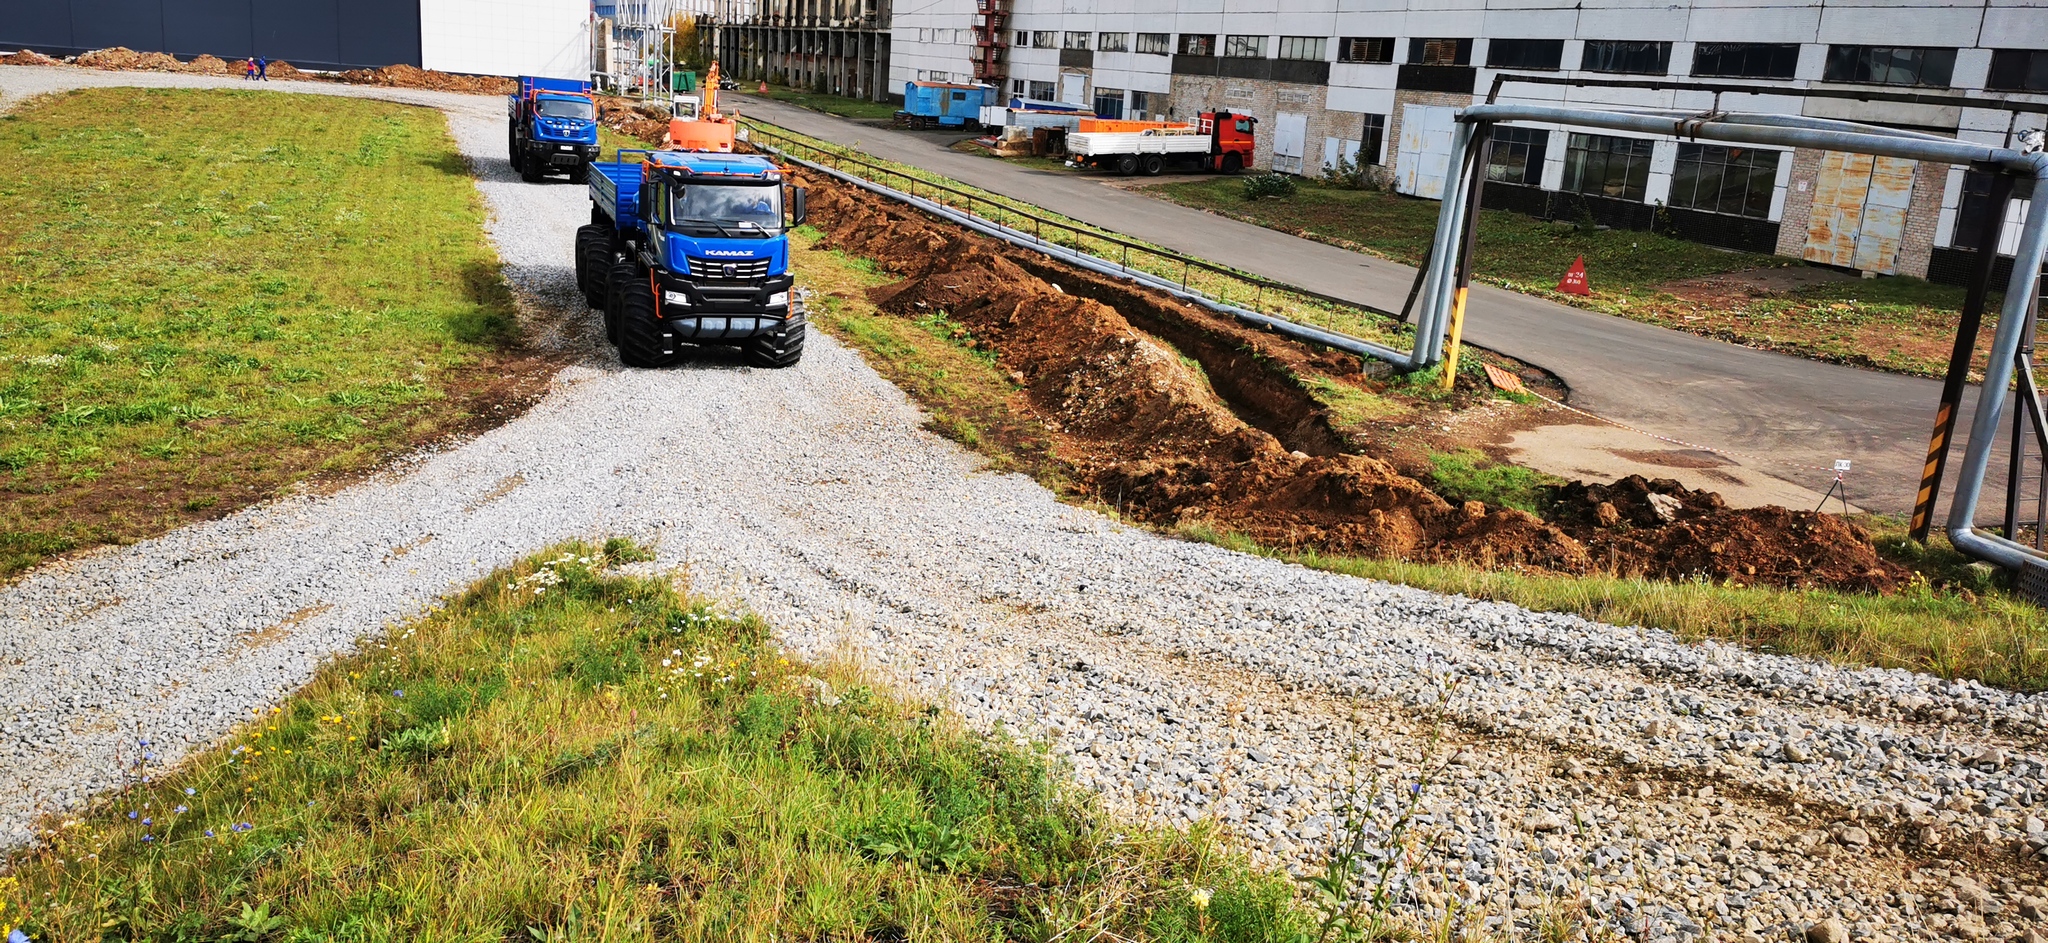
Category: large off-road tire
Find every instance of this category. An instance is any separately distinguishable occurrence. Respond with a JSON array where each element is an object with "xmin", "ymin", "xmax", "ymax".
[
  {"xmin": 570, "ymin": 162, "xmax": 590, "ymax": 185},
  {"xmin": 616, "ymin": 275, "xmax": 679, "ymax": 368},
  {"xmin": 603, "ymin": 261, "xmax": 637, "ymax": 347},
  {"xmin": 508, "ymin": 133, "xmax": 522, "ymax": 171},
  {"xmin": 575, "ymin": 225, "xmax": 610, "ymax": 309},
  {"xmin": 1115, "ymin": 154, "xmax": 1139, "ymax": 176},
  {"xmin": 520, "ymin": 152, "xmax": 543, "ymax": 183},
  {"xmin": 743, "ymin": 304, "xmax": 806, "ymax": 369},
  {"xmin": 1141, "ymin": 154, "xmax": 1165, "ymax": 176},
  {"xmin": 1220, "ymin": 152, "xmax": 1244, "ymax": 175}
]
